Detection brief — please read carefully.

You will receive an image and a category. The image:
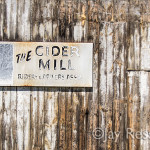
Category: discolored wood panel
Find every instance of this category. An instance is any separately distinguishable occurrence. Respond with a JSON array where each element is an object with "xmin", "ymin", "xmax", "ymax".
[
  {"xmin": 0, "ymin": 0, "xmax": 150, "ymax": 150},
  {"xmin": 127, "ymin": 72, "xmax": 150, "ymax": 150}
]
